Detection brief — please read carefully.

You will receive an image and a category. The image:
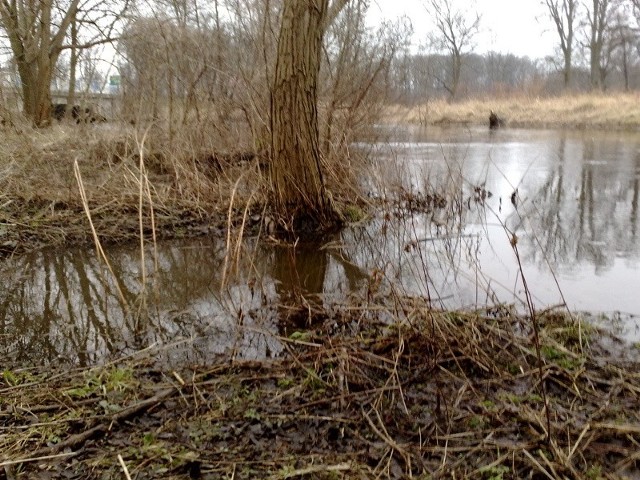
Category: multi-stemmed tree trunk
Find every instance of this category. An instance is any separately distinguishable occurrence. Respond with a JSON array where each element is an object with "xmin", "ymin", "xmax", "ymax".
[
  {"xmin": 0, "ymin": 0, "xmax": 80, "ymax": 126},
  {"xmin": 269, "ymin": 0, "xmax": 349, "ymax": 231},
  {"xmin": 586, "ymin": 0, "xmax": 612, "ymax": 90},
  {"xmin": 544, "ymin": 0, "xmax": 577, "ymax": 89}
]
